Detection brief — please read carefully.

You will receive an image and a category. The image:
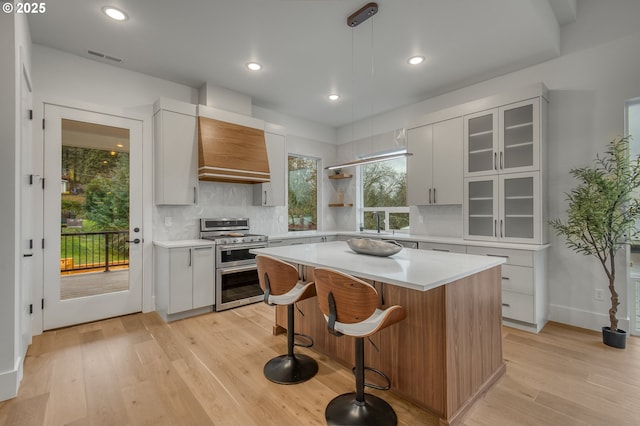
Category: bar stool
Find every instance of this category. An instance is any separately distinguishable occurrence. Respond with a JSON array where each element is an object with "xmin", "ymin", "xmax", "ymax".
[
  {"xmin": 256, "ymin": 255, "xmax": 319, "ymax": 384},
  {"xmin": 314, "ymin": 267, "xmax": 406, "ymax": 426}
]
